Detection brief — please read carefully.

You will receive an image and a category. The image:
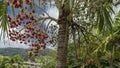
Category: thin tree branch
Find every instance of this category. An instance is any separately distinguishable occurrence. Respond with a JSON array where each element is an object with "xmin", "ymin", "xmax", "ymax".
[
  {"xmin": 37, "ymin": 17, "xmax": 57, "ymax": 22},
  {"xmin": 45, "ymin": 19, "xmax": 52, "ymax": 32}
]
